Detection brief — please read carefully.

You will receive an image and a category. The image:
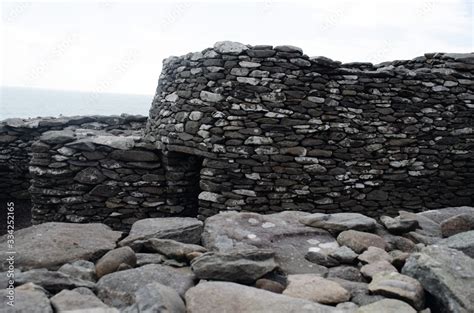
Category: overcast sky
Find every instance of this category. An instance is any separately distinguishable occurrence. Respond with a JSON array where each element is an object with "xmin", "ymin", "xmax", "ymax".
[{"xmin": 1, "ymin": 0, "xmax": 472, "ymax": 95}]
